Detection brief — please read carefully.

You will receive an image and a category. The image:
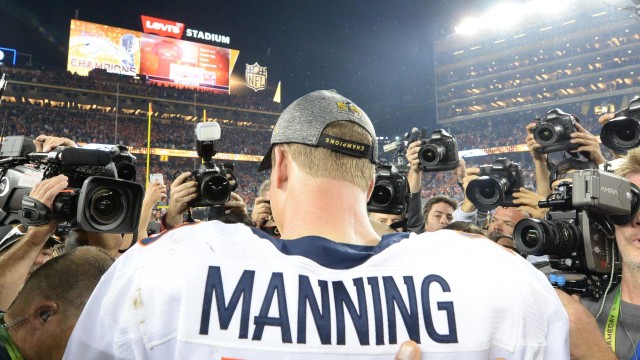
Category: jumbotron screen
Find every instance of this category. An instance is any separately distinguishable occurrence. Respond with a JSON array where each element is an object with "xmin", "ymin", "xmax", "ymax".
[
  {"xmin": 67, "ymin": 19, "xmax": 141, "ymax": 76},
  {"xmin": 140, "ymin": 34, "xmax": 231, "ymax": 91},
  {"xmin": 67, "ymin": 19, "xmax": 239, "ymax": 93}
]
